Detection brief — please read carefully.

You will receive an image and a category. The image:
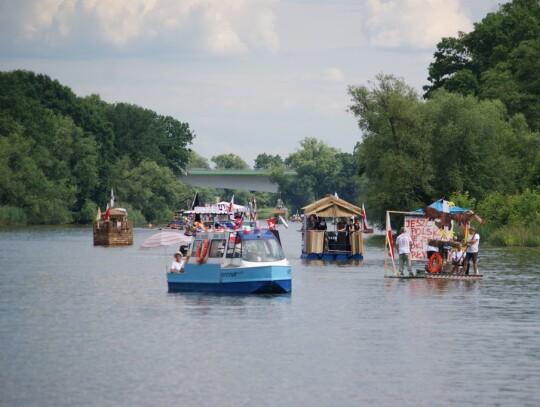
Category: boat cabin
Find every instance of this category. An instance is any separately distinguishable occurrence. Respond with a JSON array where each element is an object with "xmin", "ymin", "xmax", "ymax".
[
  {"xmin": 189, "ymin": 229, "xmax": 286, "ymax": 265},
  {"xmin": 301, "ymin": 195, "xmax": 364, "ymax": 261}
]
